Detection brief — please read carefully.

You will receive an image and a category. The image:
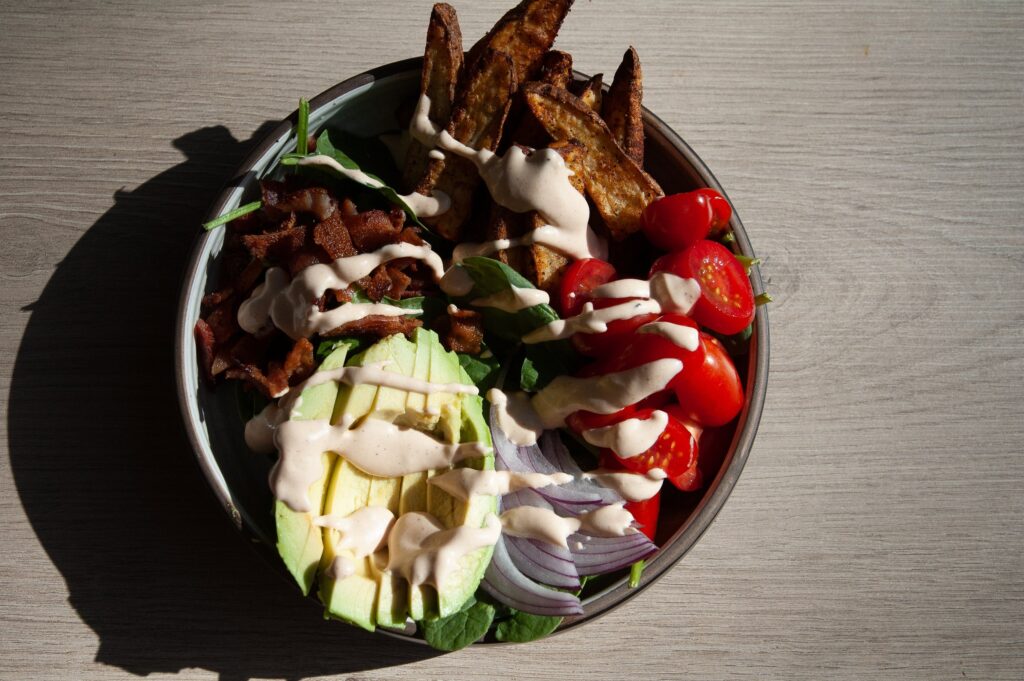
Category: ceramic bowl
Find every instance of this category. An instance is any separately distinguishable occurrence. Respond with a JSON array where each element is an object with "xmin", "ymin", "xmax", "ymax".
[{"xmin": 175, "ymin": 57, "xmax": 769, "ymax": 642}]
